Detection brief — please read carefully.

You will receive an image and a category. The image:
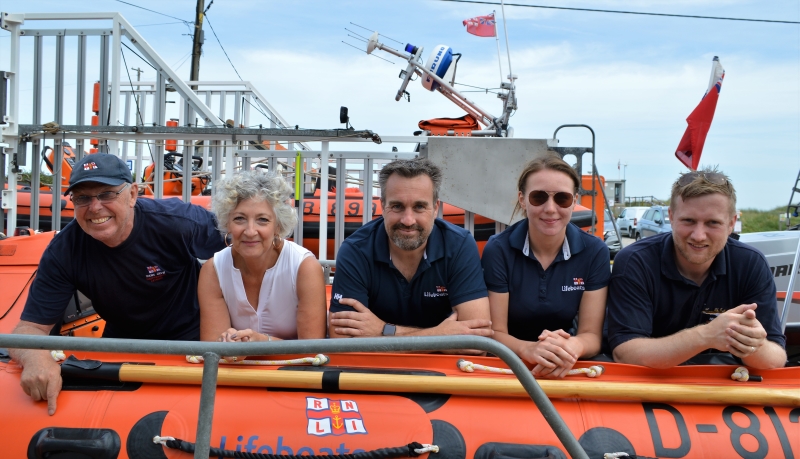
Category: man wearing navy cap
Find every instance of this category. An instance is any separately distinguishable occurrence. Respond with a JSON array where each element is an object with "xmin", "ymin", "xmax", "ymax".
[
  {"xmin": 328, "ymin": 158, "xmax": 492, "ymax": 342},
  {"xmin": 9, "ymin": 153, "xmax": 225, "ymax": 415},
  {"xmin": 606, "ymin": 167, "xmax": 786, "ymax": 369}
]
